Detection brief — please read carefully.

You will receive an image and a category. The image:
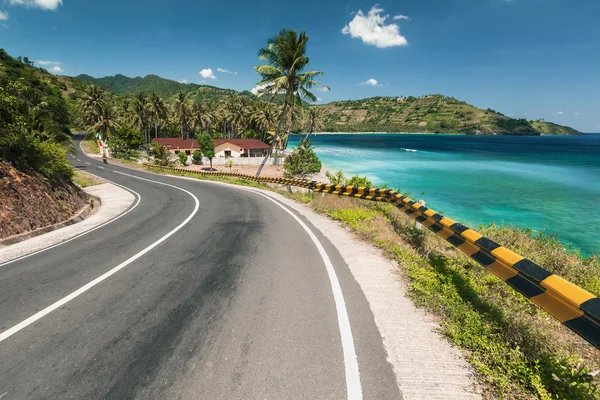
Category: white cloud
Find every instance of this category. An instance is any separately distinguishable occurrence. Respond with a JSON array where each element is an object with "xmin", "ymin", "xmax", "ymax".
[
  {"xmin": 234, "ymin": 72, "xmax": 238, "ymax": 75},
  {"xmin": 316, "ymin": 87, "xmax": 330, "ymax": 92},
  {"xmin": 342, "ymin": 6, "xmax": 408, "ymax": 48},
  {"xmin": 573, "ymin": 112, "xmax": 580, "ymax": 116},
  {"xmin": 0, "ymin": 11, "xmax": 8, "ymax": 20},
  {"xmin": 179, "ymin": 79, "xmax": 188, "ymax": 84},
  {"xmin": 217, "ymin": 68, "xmax": 230, "ymax": 73},
  {"xmin": 199, "ymin": 68, "xmax": 216, "ymax": 79},
  {"xmin": 199, "ymin": 80, "xmax": 207, "ymax": 84},
  {"xmin": 37, "ymin": 60, "xmax": 60, "ymax": 66},
  {"xmin": 556, "ymin": 111, "xmax": 564, "ymax": 115},
  {"xmin": 393, "ymin": 15, "xmax": 409, "ymax": 20},
  {"xmin": 251, "ymin": 83, "xmax": 269, "ymax": 96},
  {"xmin": 360, "ymin": 78, "xmax": 382, "ymax": 87},
  {"xmin": 9, "ymin": 0, "xmax": 63, "ymax": 10},
  {"xmin": 50, "ymin": 65, "xmax": 62, "ymax": 73},
  {"xmin": 317, "ymin": 97, "xmax": 322, "ymax": 102}
]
